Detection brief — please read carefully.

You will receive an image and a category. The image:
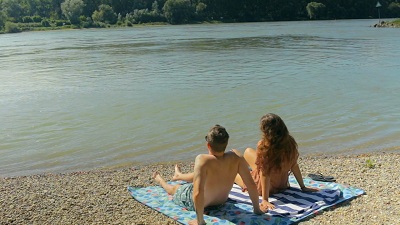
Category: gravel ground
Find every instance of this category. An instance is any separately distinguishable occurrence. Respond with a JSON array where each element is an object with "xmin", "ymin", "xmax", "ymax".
[{"xmin": 1, "ymin": 152, "xmax": 399, "ymax": 225}]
